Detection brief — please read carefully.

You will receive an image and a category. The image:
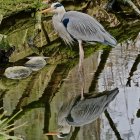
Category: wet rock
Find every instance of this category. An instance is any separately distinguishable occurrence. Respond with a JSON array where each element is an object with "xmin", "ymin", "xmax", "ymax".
[
  {"xmin": 4, "ymin": 66, "xmax": 32, "ymax": 79},
  {"xmin": 25, "ymin": 56, "xmax": 48, "ymax": 71}
]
